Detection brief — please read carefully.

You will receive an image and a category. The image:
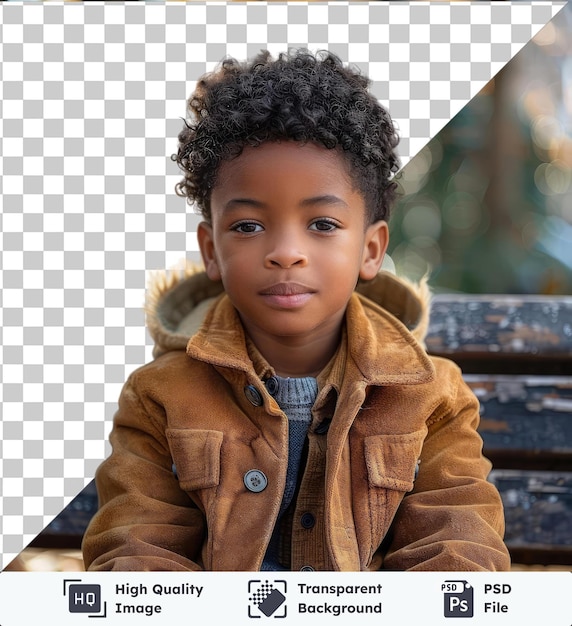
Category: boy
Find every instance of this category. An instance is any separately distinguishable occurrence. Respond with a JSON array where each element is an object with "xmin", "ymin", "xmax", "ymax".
[{"xmin": 82, "ymin": 49, "xmax": 510, "ymax": 571}]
